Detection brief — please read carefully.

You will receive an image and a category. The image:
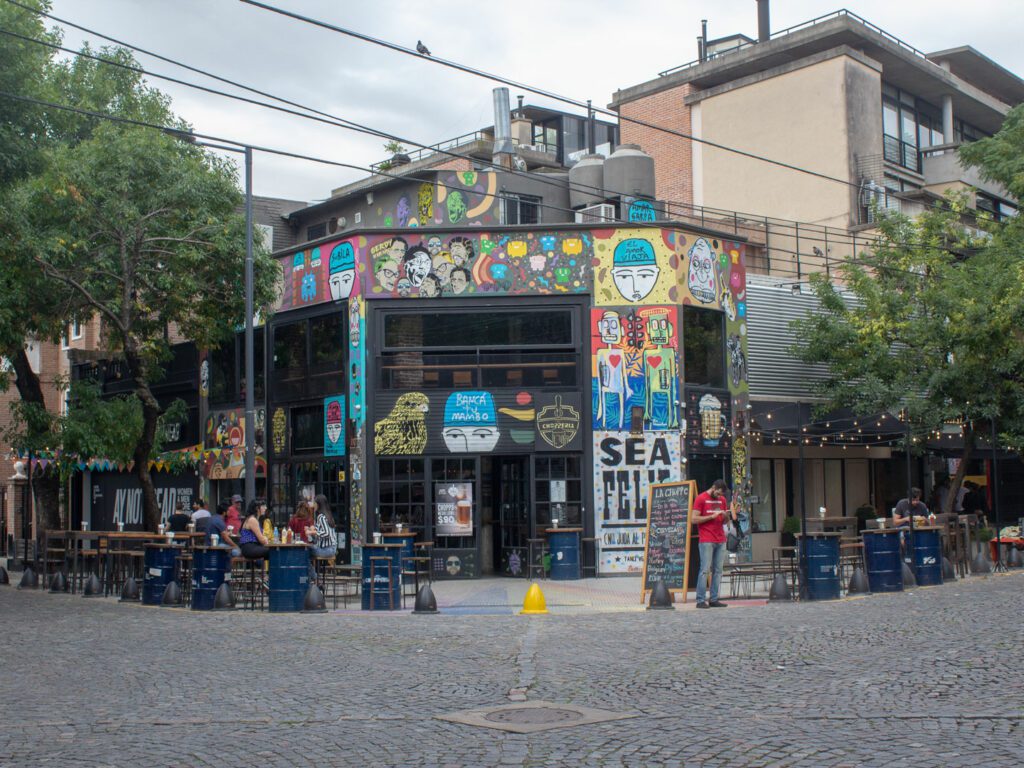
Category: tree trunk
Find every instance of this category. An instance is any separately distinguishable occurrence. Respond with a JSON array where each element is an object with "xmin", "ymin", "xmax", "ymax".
[
  {"xmin": 125, "ymin": 350, "xmax": 162, "ymax": 532},
  {"xmin": 9, "ymin": 346, "xmax": 62, "ymax": 529},
  {"xmin": 944, "ymin": 423, "xmax": 974, "ymax": 515}
]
